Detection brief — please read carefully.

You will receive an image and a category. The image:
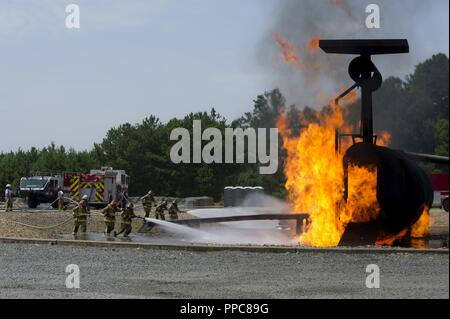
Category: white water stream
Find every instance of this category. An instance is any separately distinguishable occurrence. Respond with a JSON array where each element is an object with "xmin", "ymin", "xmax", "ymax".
[{"xmin": 146, "ymin": 194, "xmax": 298, "ymax": 245}]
